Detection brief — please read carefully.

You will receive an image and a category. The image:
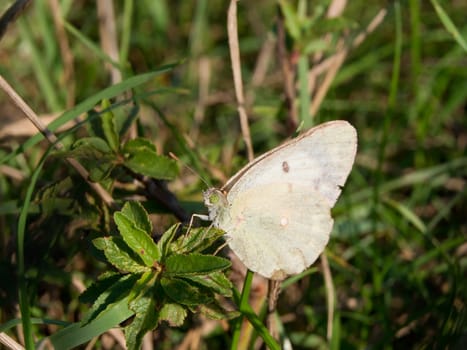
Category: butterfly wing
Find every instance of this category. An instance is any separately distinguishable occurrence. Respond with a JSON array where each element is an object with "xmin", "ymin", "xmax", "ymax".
[
  {"xmin": 225, "ymin": 120, "xmax": 357, "ymax": 208},
  {"xmin": 222, "ymin": 183, "xmax": 333, "ymax": 280},
  {"xmin": 217, "ymin": 121, "xmax": 357, "ymax": 278}
]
